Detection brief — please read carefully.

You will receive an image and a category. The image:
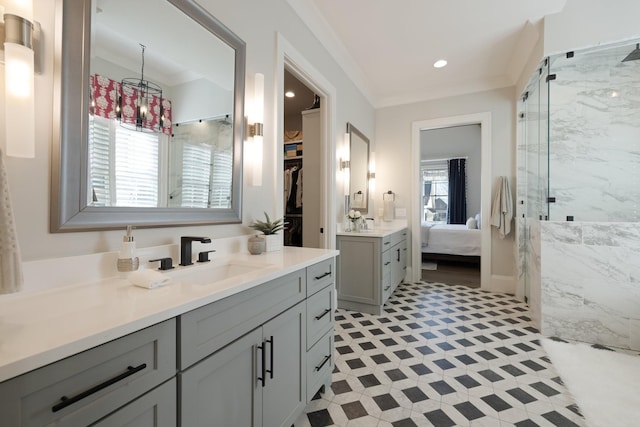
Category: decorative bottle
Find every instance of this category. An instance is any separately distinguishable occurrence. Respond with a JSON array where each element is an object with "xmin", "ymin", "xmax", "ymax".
[{"xmin": 117, "ymin": 225, "xmax": 140, "ymax": 274}]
